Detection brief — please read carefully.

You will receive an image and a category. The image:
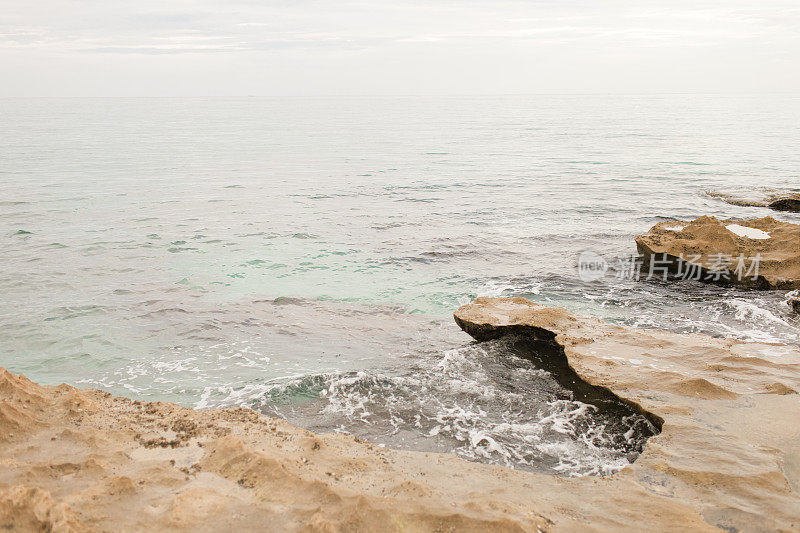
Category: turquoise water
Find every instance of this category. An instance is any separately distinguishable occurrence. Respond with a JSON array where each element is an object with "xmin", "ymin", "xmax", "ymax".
[{"xmin": 2, "ymin": 95, "xmax": 799, "ymax": 474}]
